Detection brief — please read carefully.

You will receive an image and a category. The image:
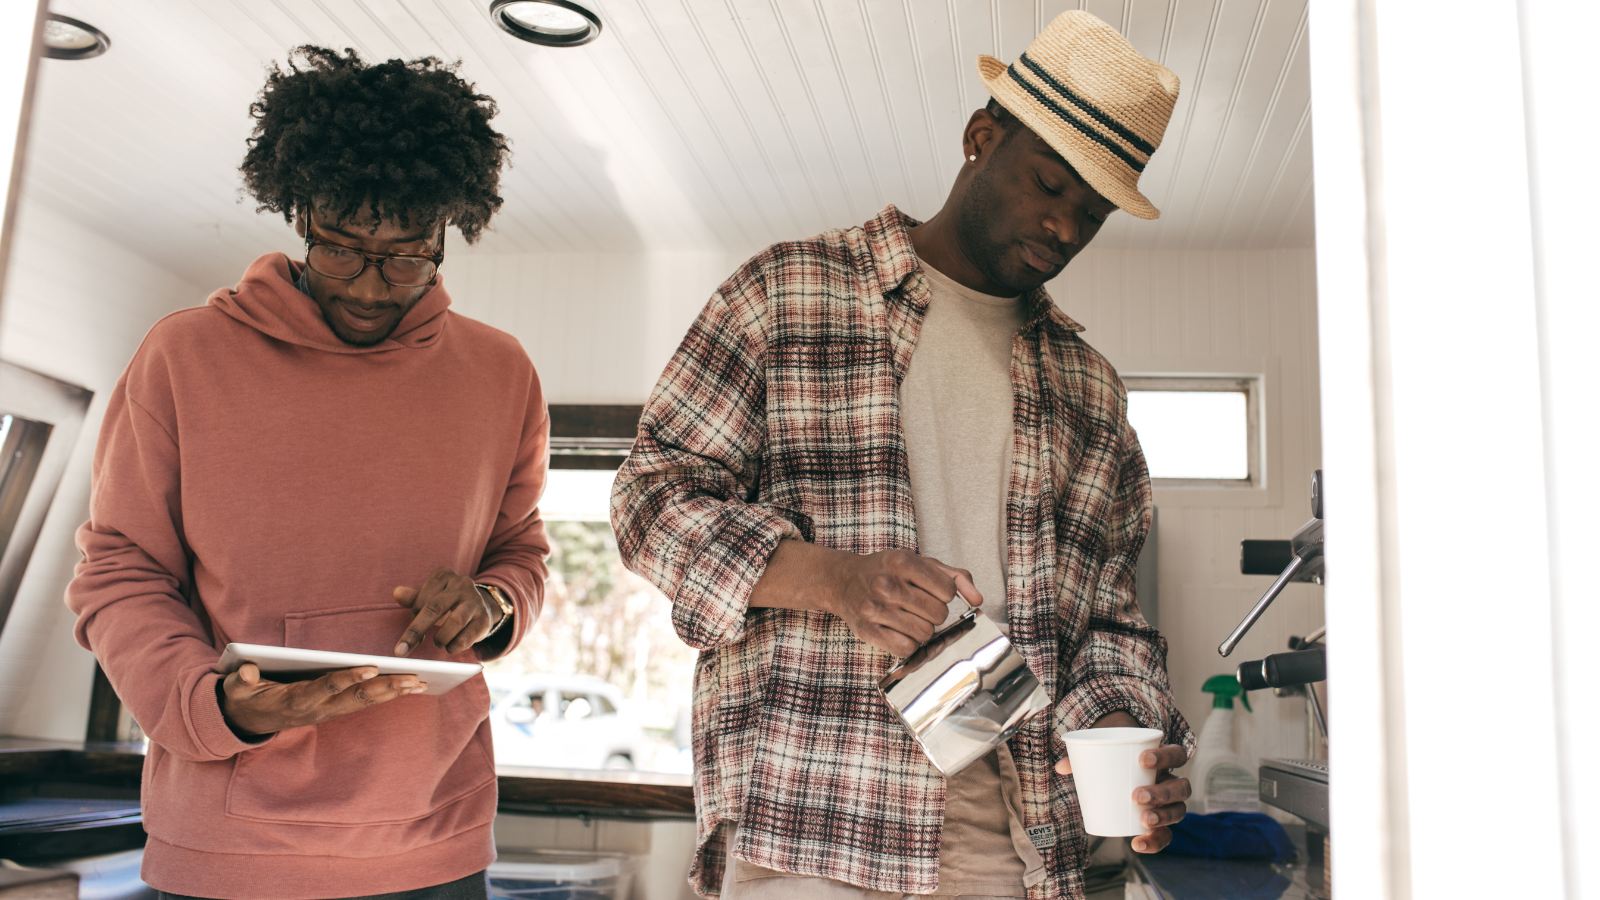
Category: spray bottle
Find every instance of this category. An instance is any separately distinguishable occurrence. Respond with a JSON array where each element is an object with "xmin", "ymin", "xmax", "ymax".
[{"xmin": 1189, "ymin": 674, "xmax": 1260, "ymax": 815}]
